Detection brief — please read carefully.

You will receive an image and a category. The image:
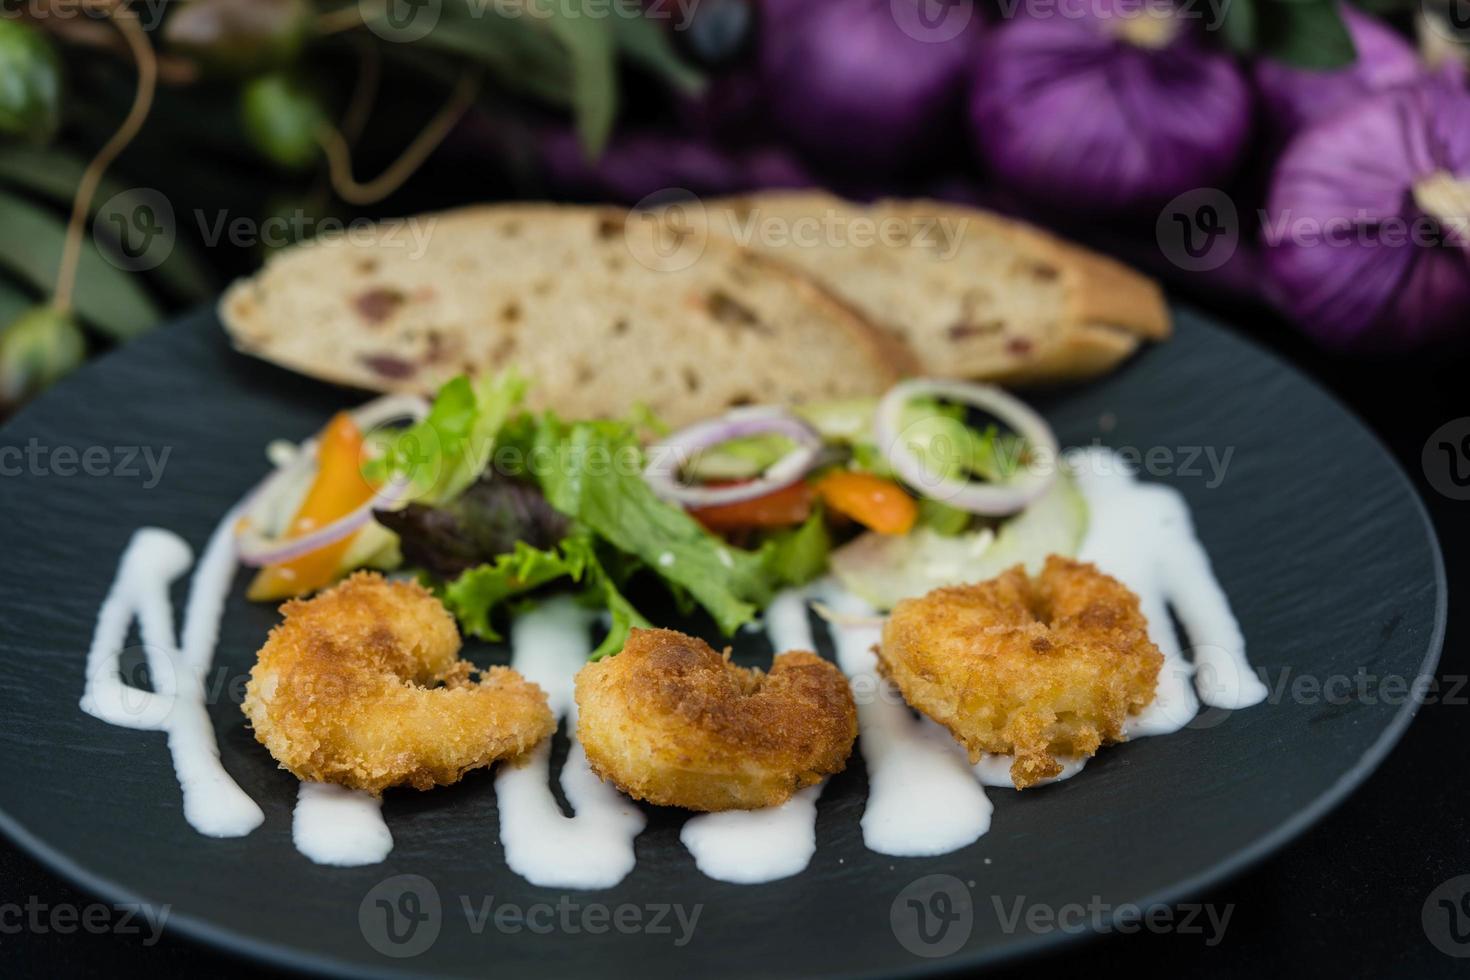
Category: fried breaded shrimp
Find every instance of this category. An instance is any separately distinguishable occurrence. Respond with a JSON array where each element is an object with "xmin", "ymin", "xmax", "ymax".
[
  {"xmin": 879, "ymin": 556, "xmax": 1163, "ymax": 788},
  {"xmin": 242, "ymin": 572, "xmax": 554, "ymax": 794},
  {"xmin": 575, "ymin": 628, "xmax": 857, "ymax": 811}
]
